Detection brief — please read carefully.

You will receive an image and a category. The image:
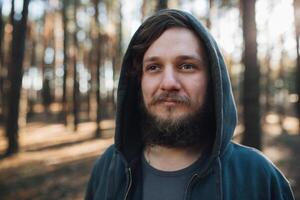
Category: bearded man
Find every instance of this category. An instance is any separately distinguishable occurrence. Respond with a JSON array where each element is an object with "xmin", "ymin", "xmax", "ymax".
[{"xmin": 85, "ymin": 9, "xmax": 294, "ymax": 200}]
